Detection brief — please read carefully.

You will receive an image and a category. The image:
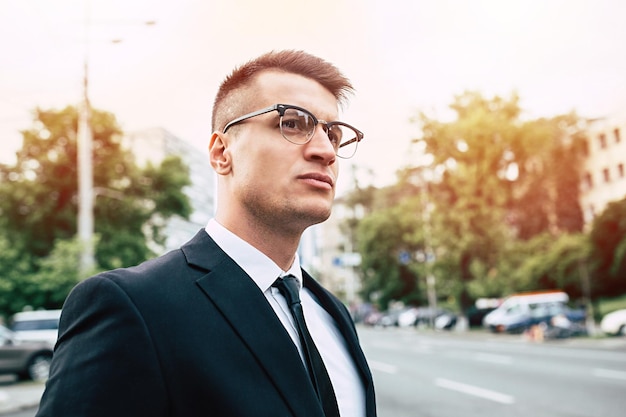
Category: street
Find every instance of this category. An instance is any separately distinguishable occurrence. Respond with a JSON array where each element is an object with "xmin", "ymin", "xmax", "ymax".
[
  {"xmin": 359, "ymin": 326, "xmax": 626, "ymax": 417},
  {"xmin": 2, "ymin": 328, "xmax": 625, "ymax": 417}
]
